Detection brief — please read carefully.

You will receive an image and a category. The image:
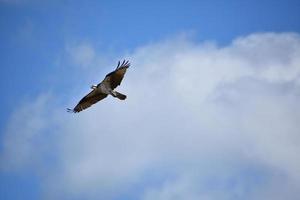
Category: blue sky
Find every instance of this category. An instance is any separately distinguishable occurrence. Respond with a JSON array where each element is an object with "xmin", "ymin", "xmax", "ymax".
[
  {"xmin": 1, "ymin": 0, "xmax": 300, "ymax": 200},
  {"xmin": 0, "ymin": 0, "xmax": 300, "ymax": 124}
]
